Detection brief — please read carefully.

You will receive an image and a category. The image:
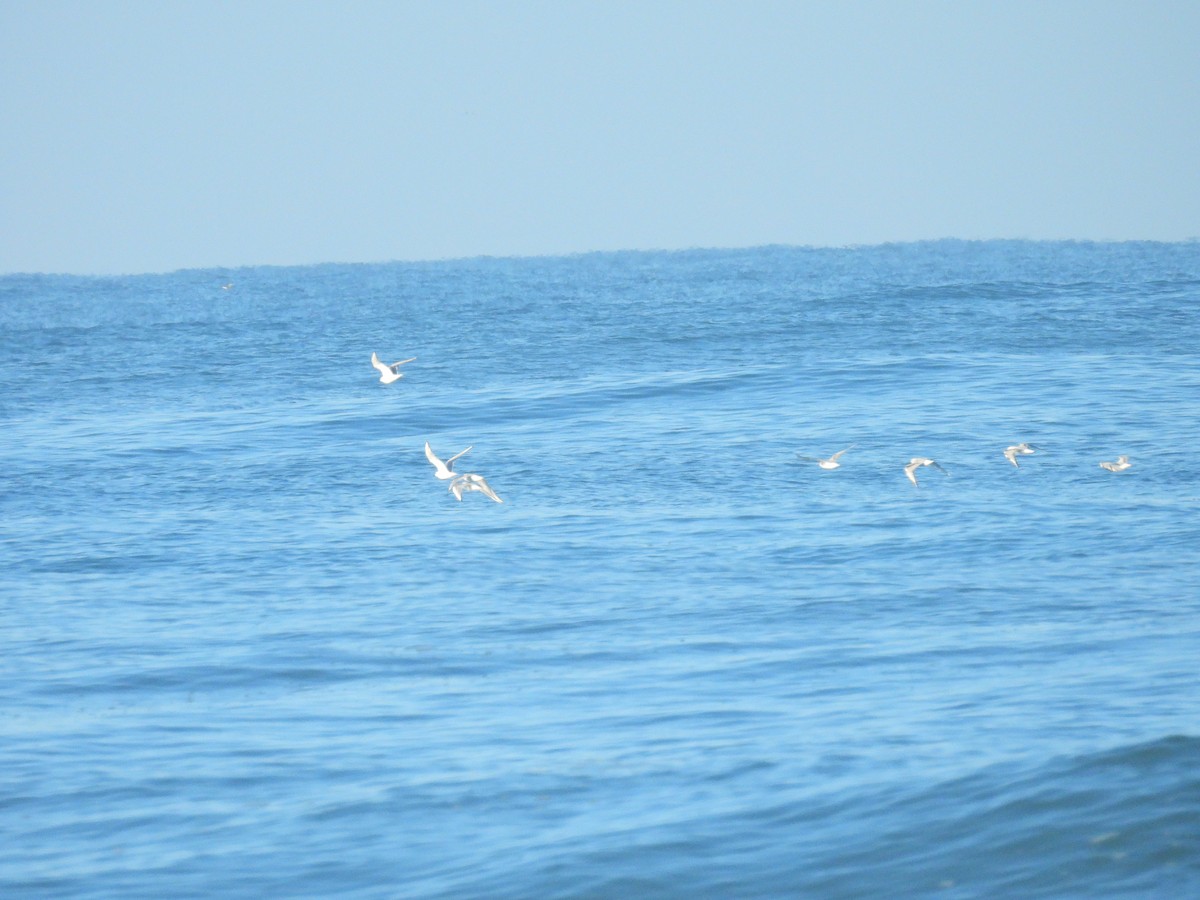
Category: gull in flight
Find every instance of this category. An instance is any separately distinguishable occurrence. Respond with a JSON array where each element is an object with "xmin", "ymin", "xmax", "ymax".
[
  {"xmin": 798, "ymin": 445, "xmax": 855, "ymax": 470},
  {"xmin": 425, "ymin": 441, "xmax": 472, "ymax": 480},
  {"xmin": 1099, "ymin": 455, "xmax": 1131, "ymax": 473},
  {"xmin": 1003, "ymin": 442, "xmax": 1040, "ymax": 467},
  {"xmin": 449, "ymin": 473, "xmax": 503, "ymax": 503},
  {"xmin": 371, "ymin": 352, "xmax": 417, "ymax": 384},
  {"xmin": 904, "ymin": 457, "xmax": 948, "ymax": 486}
]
